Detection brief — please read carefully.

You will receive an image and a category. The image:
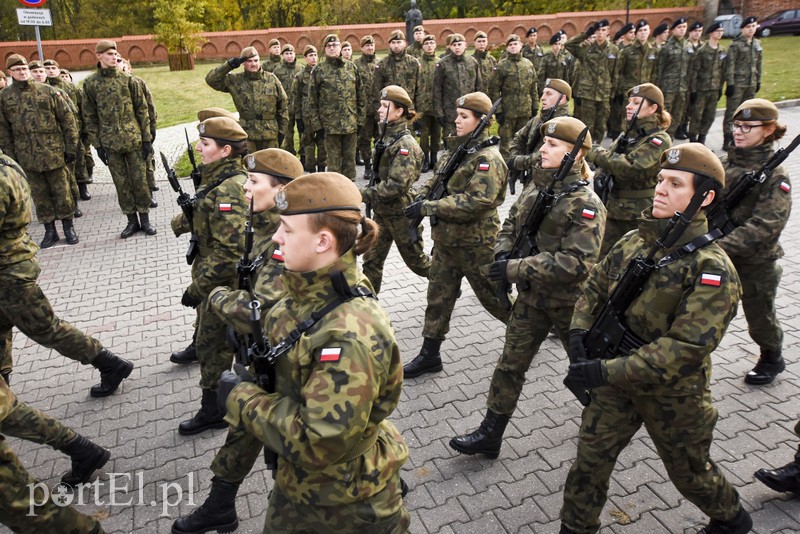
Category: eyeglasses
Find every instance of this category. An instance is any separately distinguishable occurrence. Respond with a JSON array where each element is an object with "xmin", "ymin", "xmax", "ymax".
[
  {"xmin": 730, "ymin": 123, "xmax": 764, "ymax": 133},
  {"xmin": 326, "ymin": 42, "xmax": 341, "ymax": 48},
  {"xmin": 8, "ymin": 66, "xmax": 29, "ymax": 72}
]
